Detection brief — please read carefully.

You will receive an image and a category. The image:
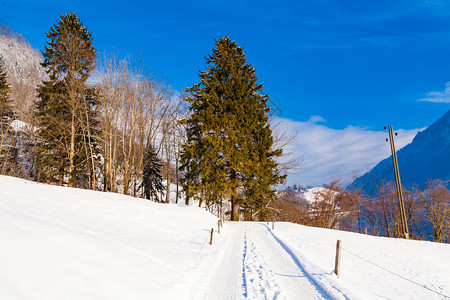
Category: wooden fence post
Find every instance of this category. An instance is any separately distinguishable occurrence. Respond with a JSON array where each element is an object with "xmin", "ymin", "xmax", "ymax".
[
  {"xmin": 335, "ymin": 240, "xmax": 342, "ymax": 278},
  {"xmin": 218, "ymin": 220, "xmax": 221, "ymax": 234},
  {"xmin": 209, "ymin": 228, "xmax": 214, "ymax": 245}
]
